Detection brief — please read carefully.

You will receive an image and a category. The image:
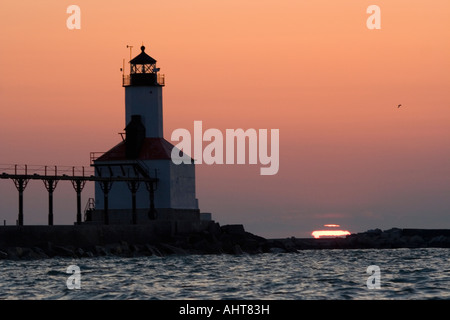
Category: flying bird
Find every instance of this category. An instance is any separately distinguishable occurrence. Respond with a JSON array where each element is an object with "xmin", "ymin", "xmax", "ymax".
[{"xmin": 397, "ymin": 104, "xmax": 402, "ymax": 108}]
